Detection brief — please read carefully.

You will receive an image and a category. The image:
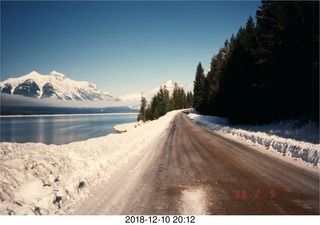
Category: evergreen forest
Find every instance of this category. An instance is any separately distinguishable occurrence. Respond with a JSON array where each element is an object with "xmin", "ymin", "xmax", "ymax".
[
  {"xmin": 193, "ymin": 1, "xmax": 319, "ymax": 124},
  {"xmin": 137, "ymin": 83, "xmax": 193, "ymax": 121}
]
